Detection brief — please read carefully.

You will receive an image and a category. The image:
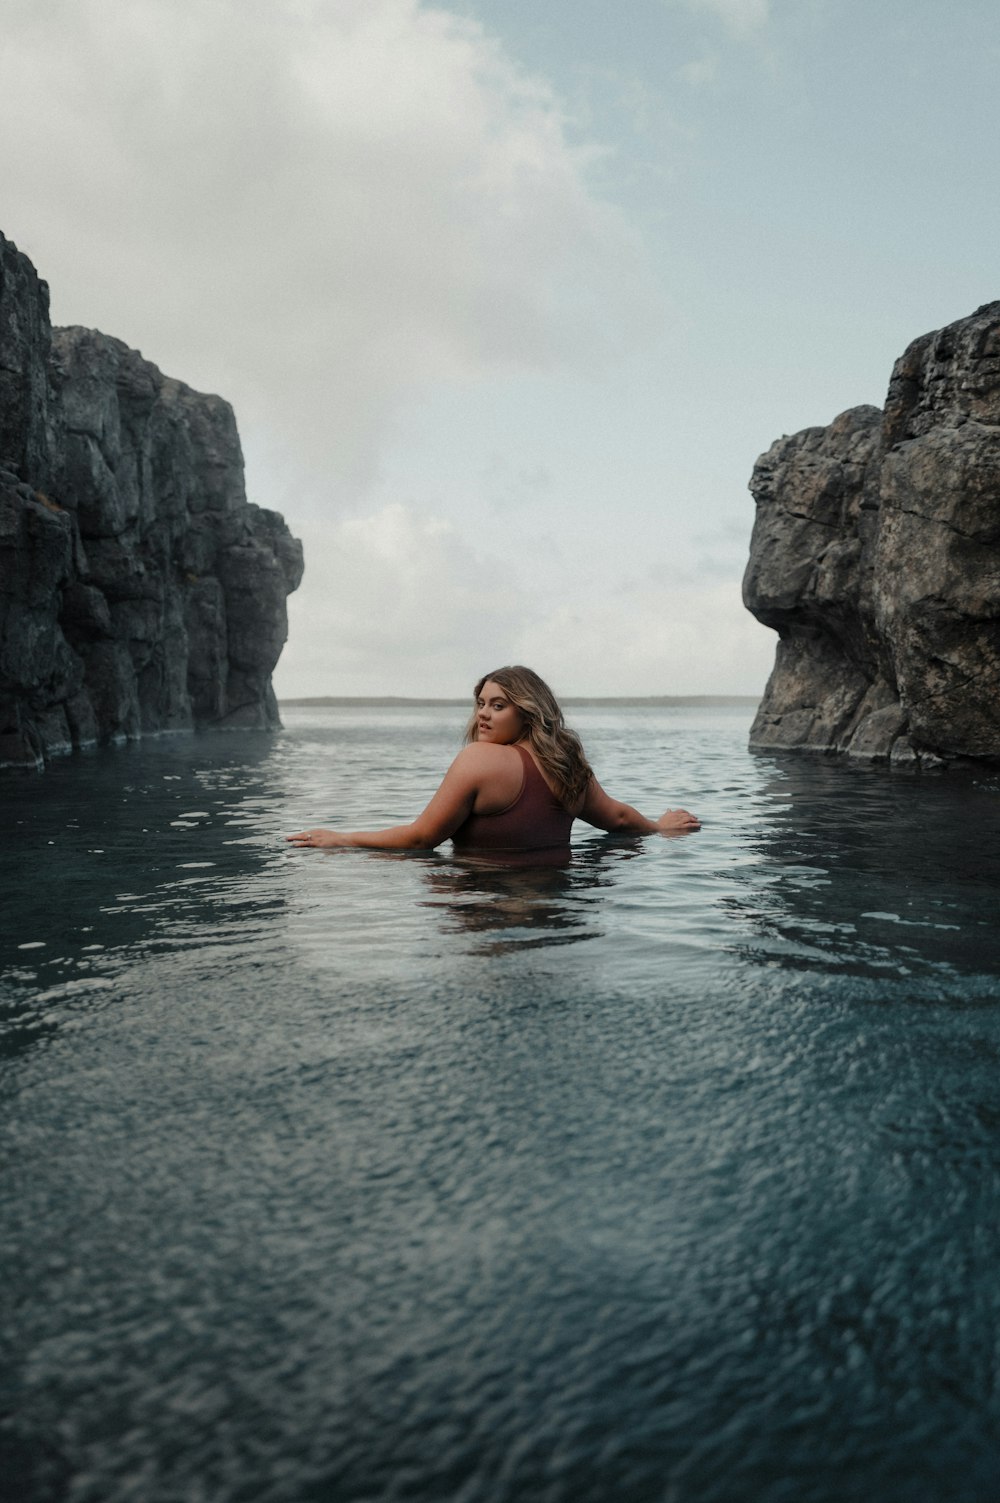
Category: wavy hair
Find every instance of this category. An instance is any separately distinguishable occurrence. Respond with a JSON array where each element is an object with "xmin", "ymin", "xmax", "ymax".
[{"xmin": 464, "ymin": 665, "xmax": 593, "ymax": 808}]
